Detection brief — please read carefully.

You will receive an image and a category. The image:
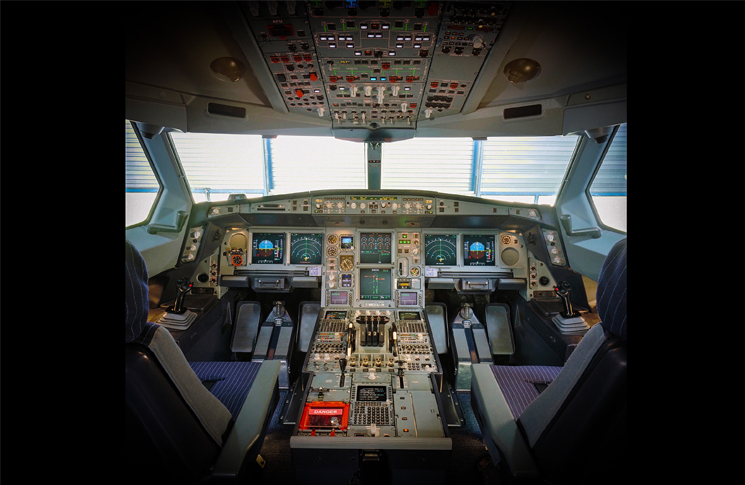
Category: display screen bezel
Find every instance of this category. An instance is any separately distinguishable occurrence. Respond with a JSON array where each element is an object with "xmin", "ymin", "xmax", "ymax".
[
  {"xmin": 356, "ymin": 385, "xmax": 388, "ymax": 402},
  {"xmin": 359, "ymin": 231, "xmax": 393, "ymax": 264},
  {"xmin": 424, "ymin": 233, "xmax": 458, "ymax": 266},
  {"xmin": 289, "ymin": 232, "xmax": 324, "ymax": 265},
  {"xmin": 358, "ymin": 268, "xmax": 392, "ymax": 300},
  {"xmin": 398, "ymin": 291, "xmax": 418, "ymax": 306},
  {"xmin": 462, "ymin": 234, "xmax": 496, "ymax": 266},
  {"xmin": 329, "ymin": 290, "xmax": 349, "ymax": 305},
  {"xmin": 251, "ymin": 232, "xmax": 286, "ymax": 264}
]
